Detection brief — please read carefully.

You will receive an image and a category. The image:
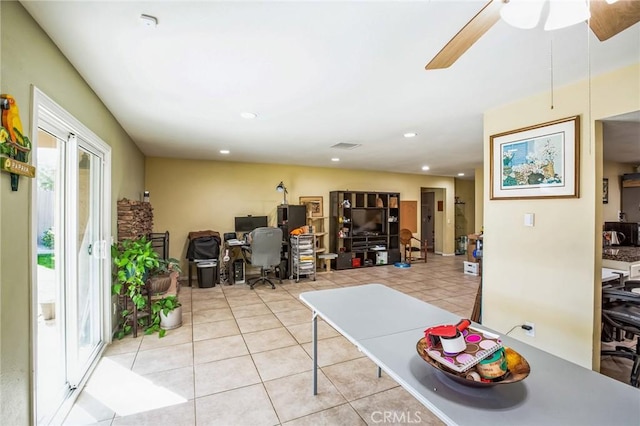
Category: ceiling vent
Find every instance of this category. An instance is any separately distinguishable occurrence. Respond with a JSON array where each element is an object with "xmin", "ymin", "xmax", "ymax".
[{"xmin": 331, "ymin": 142, "xmax": 361, "ymax": 150}]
